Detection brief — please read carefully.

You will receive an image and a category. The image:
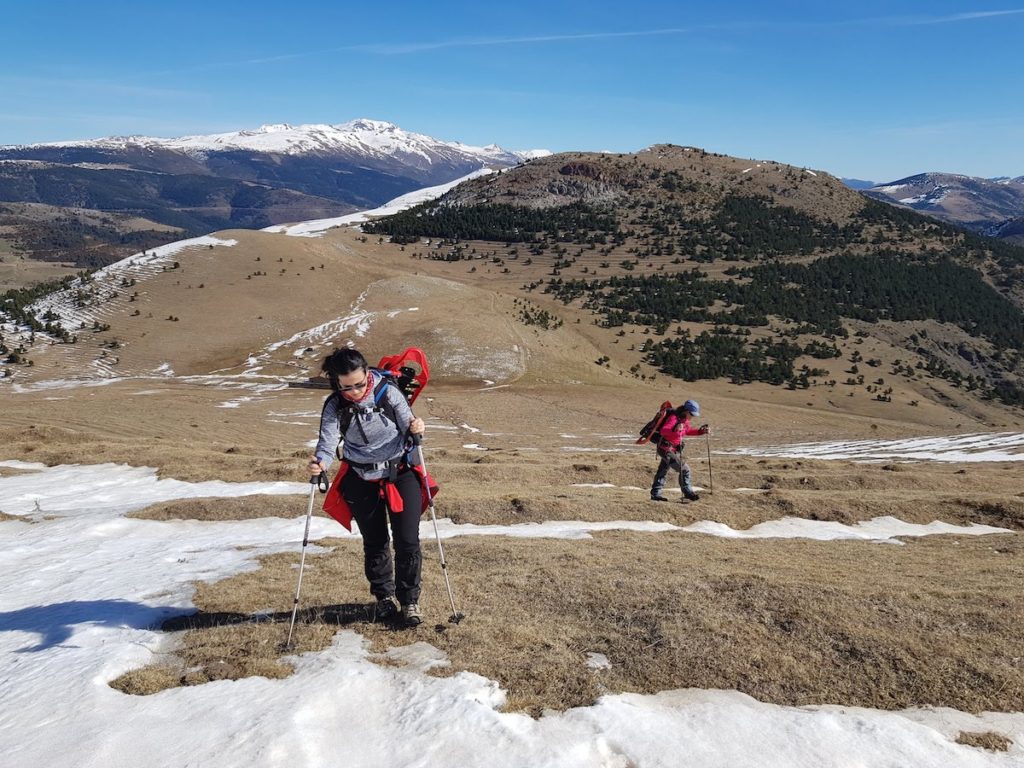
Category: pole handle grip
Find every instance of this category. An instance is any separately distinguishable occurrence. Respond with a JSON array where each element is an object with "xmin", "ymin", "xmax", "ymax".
[{"xmin": 310, "ymin": 471, "xmax": 329, "ymax": 492}]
